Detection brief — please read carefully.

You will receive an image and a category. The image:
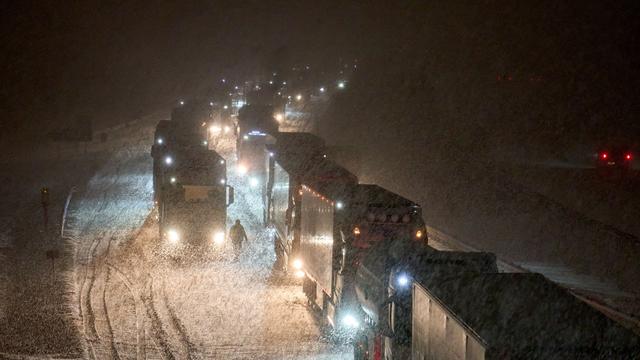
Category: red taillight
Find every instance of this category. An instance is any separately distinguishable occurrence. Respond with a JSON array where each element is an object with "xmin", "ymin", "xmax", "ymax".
[
  {"xmin": 600, "ymin": 152, "xmax": 608, "ymax": 160},
  {"xmin": 626, "ymin": 153, "xmax": 632, "ymax": 160}
]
